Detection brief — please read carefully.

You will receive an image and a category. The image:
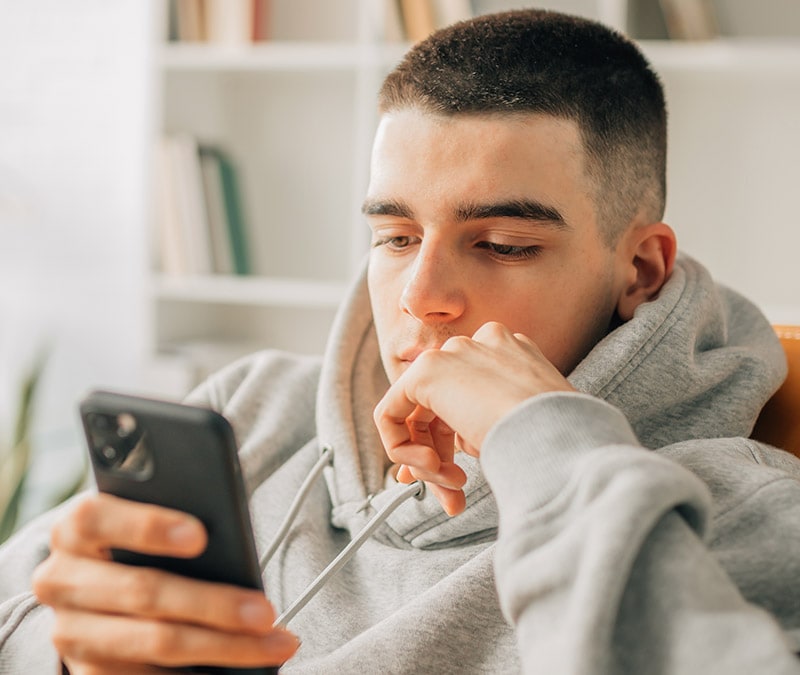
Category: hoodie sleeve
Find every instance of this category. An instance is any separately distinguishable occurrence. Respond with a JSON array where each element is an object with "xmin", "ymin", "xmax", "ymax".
[
  {"xmin": 0, "ymin": 504, "xmax": 66, "ymax": 672},
  {"xmin": 481, "ymin": 392, "xmax": 800, "ymax": 675}
]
